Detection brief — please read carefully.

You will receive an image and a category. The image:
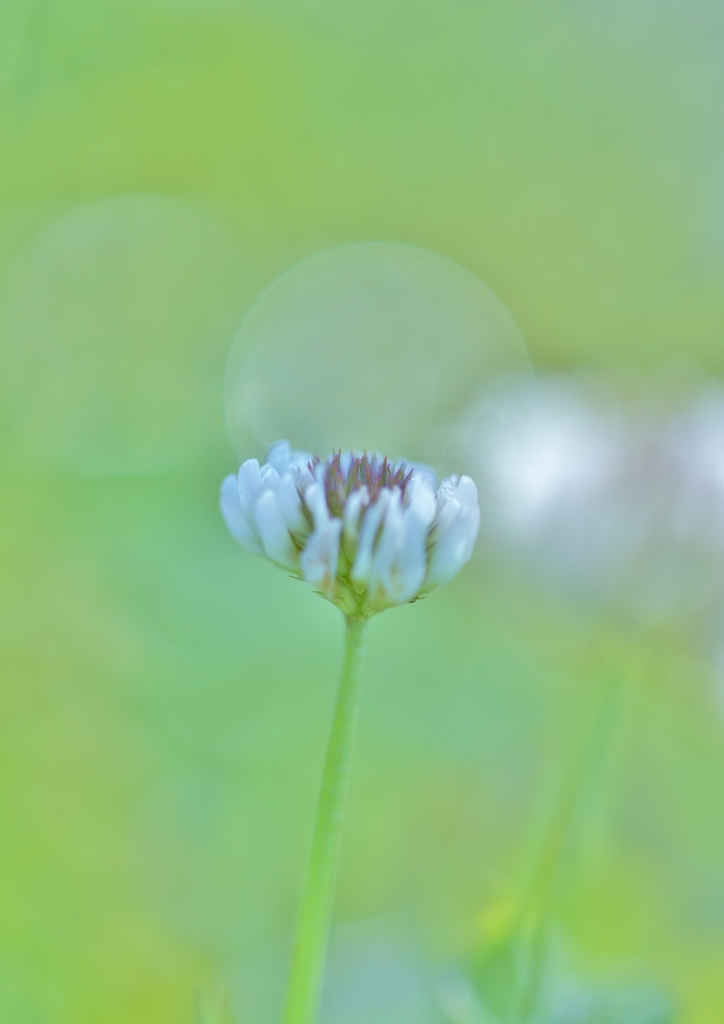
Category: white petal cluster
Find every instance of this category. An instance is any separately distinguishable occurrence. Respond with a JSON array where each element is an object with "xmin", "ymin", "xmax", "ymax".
[
  {"xmin": 469, "ymin": 372, "xmax": 724, "ymax": 629},
  {"xmin": 221, "ymin": 441, "xmax": 480, "ymax": 617}
]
